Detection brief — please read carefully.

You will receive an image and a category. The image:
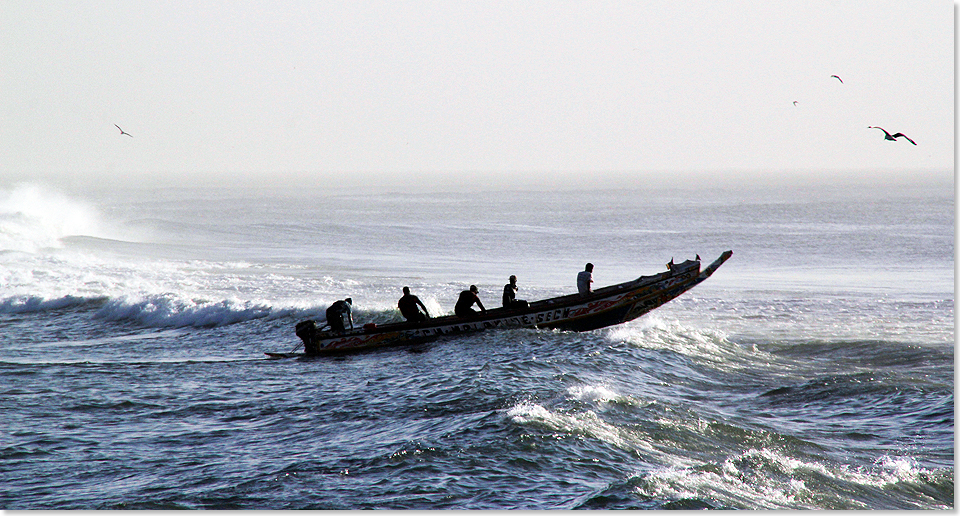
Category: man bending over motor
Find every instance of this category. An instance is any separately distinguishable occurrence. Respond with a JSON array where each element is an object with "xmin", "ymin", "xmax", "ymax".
[{"xmin": 326, "ymin": 298, "xmax": 354, "ymax": 332}]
